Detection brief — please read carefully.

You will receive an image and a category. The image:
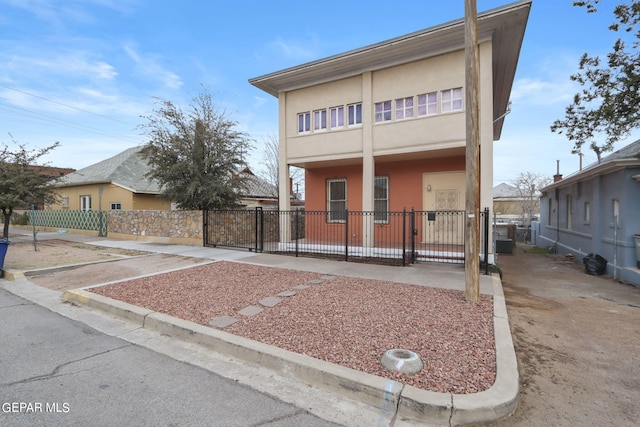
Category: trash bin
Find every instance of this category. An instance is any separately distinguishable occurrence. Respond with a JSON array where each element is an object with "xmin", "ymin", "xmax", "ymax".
[
  {"xmin": 0, "ymin": 240, "xmax": 10, "ymax": 271},
  {"xmin": 583, "ymin": 253, "xmax": 607, "ymax": 276}
]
